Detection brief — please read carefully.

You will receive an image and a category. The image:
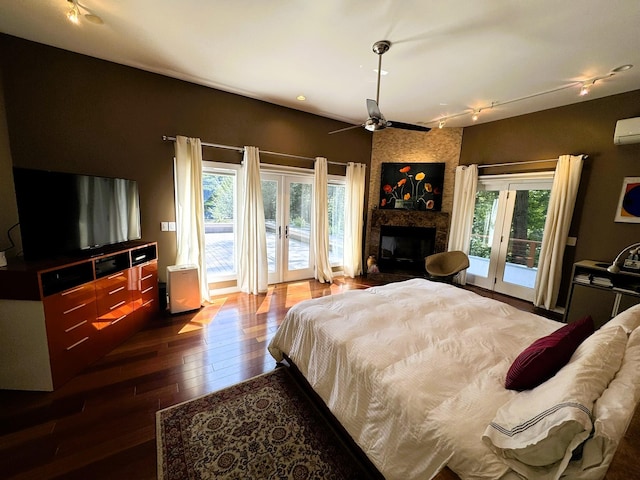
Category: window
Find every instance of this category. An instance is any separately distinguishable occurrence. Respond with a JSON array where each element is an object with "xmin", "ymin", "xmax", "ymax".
[
  {"xmin": 202, "ymin": 163, "xmax": 240, "ymax": 282},
  {"xmin": 328, "ymin": 181, "xmax": 345, "ymax": 267}
]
